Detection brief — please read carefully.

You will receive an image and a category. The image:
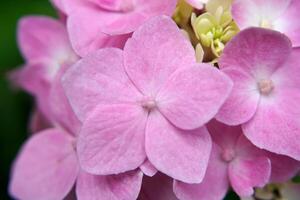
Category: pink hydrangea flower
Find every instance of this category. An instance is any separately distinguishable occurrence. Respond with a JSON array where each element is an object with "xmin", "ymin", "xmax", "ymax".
[
  {"xmin": 54, "ymin": 0, "xmax": 177, "ymax": 56},
  {"xmin": 9, "ymin": 64, "xmax": 143, "ymax": 200},
  {"xmin": 11, "ymin": 16, "xmax": 79, "ymax": 133},
  {"xmin": 216, "ymin": 27, "xmax": 300, "ymax": 160},
  {"xmin": 232, "ymin": 0, "xmax": 300, "ymax": 47},
  {"xmin": 174, "ymin": 120, "xmax": 299, "ymax": 199},
  {"xmin": 62, "ymin": 16, "xmax": 233, "ymax": 183}
]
